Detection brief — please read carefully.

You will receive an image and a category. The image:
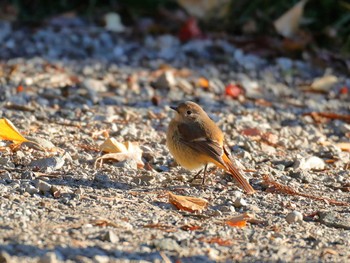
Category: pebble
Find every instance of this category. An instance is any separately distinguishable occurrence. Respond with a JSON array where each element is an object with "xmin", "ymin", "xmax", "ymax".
[
  {"xmin": 0, "ymin": 172, "xmax": 12, "ymax": 180},
  {"xmin": 38, "ymin": 252, "xmax": 59, "ymax": 263},
  {"xmin": 234, "ymin": 197, "xmax": 247, "ymax": 208},
  {"xmin": 293, "ymin": 156, "xmax": 325, "ymax": 170},
  {"xmin": 289, "ymin": 170, "xmax": 314, "ymax": 183},
  {"xmin": 152, "ymin": 71, "xmax": 176, "ymax": 89},
  {"xmin": 286, "ymin": 211, "xmax": 303, "ymax": 224},
  {"xmin": 154, "ymin": 238, "xmax": 181, "ymax": 252},
  {"xmin": 102, "ymin": 230, "xmax": 119, "ymax": 244},
  {"xmin": 36, "ymin": 180, "xmax": 52, "ymax": 193},
  {"xmin": 30, "ymin": 157, "xmax": 65, "ymax": 171},
  {"xmin": 25, "ymin": 185, "xmax": 39, "ymax": 195}
]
